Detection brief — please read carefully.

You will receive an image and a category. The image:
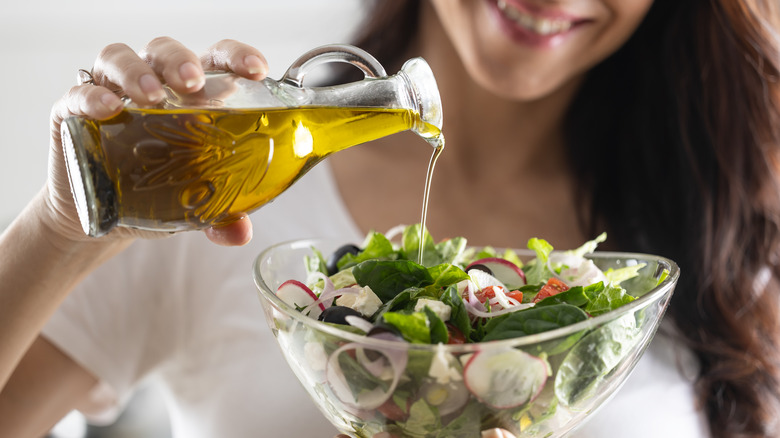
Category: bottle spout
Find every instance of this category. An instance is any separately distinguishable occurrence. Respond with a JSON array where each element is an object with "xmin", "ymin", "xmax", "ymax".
[{"xmin": 399, "ymin": 58, "xmax": 443, "ymax": 144}]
